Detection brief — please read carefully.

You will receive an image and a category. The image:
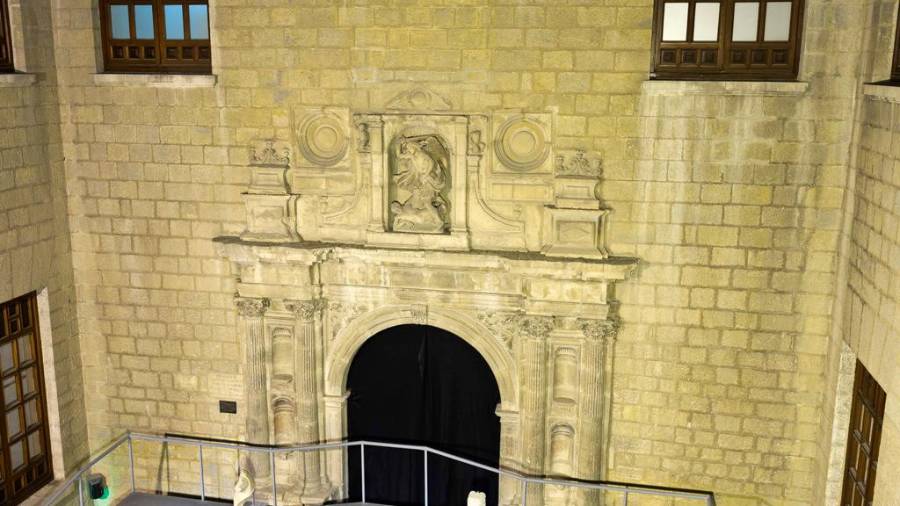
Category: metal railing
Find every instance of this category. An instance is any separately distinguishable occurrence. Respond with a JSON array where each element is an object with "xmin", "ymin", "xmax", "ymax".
[{"xmin": 43, "ymin": 432, "xmax": 717, "ymax": 506}]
